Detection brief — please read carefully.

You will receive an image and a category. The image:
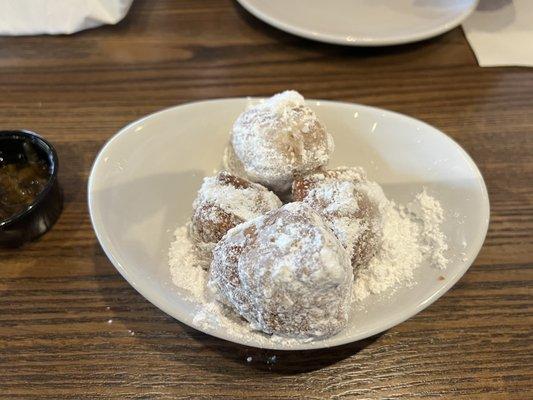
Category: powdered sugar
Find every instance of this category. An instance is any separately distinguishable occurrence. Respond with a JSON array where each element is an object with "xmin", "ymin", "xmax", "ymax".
[
  {"xmin": 192, "ymin": 296, "xmax": 318, "ymax": 347},
  {"xmin": 352, "ymin": 201, "xmax": 422, "ymax": 301},
  {"xmin": 169, "ymin": 226, "xmax": 209, "ymax": 298},
  {"xmin": 407, "ymin": 189, "xmax": 448, "ymax": 269},
  {"xmin": 193, "ymin": 174, "xmax": 281, "ymax": 222},
  {"xmin": 352, "ymin": 189, "xmax": 448, "ymax": 301},
  {"xmin": 307, "ymin": 181, "xmax": 367, "ymax": 258},
  {"xmin": 295, "ymin": 168, "xmax": 386, "ymax": 268},
  {"xmin": 189, "ymin": 171, "xmax": 282, "ymax": 255},
  {"xmin": 260, "ymin": 90, "xmax": 305, "ymax": 113}
]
